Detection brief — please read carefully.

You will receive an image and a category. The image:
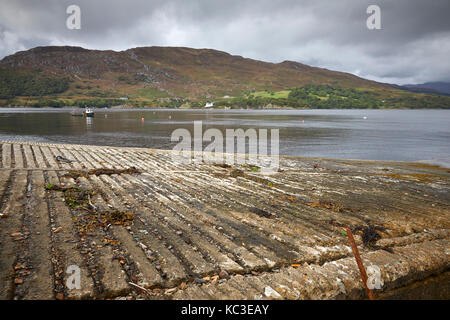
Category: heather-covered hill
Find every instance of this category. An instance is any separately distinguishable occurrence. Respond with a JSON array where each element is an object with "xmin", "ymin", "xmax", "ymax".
[{"xmin": 1, "ymin": 46, "xmax": 449, "ymax": 109}]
